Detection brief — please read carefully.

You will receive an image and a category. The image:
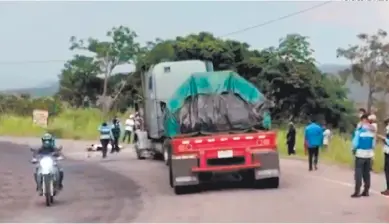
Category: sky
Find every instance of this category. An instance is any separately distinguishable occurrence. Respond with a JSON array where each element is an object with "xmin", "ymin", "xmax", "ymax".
[{"xmin": 0, "ymin": 1, "xmax": 388, "ymax": 90}]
